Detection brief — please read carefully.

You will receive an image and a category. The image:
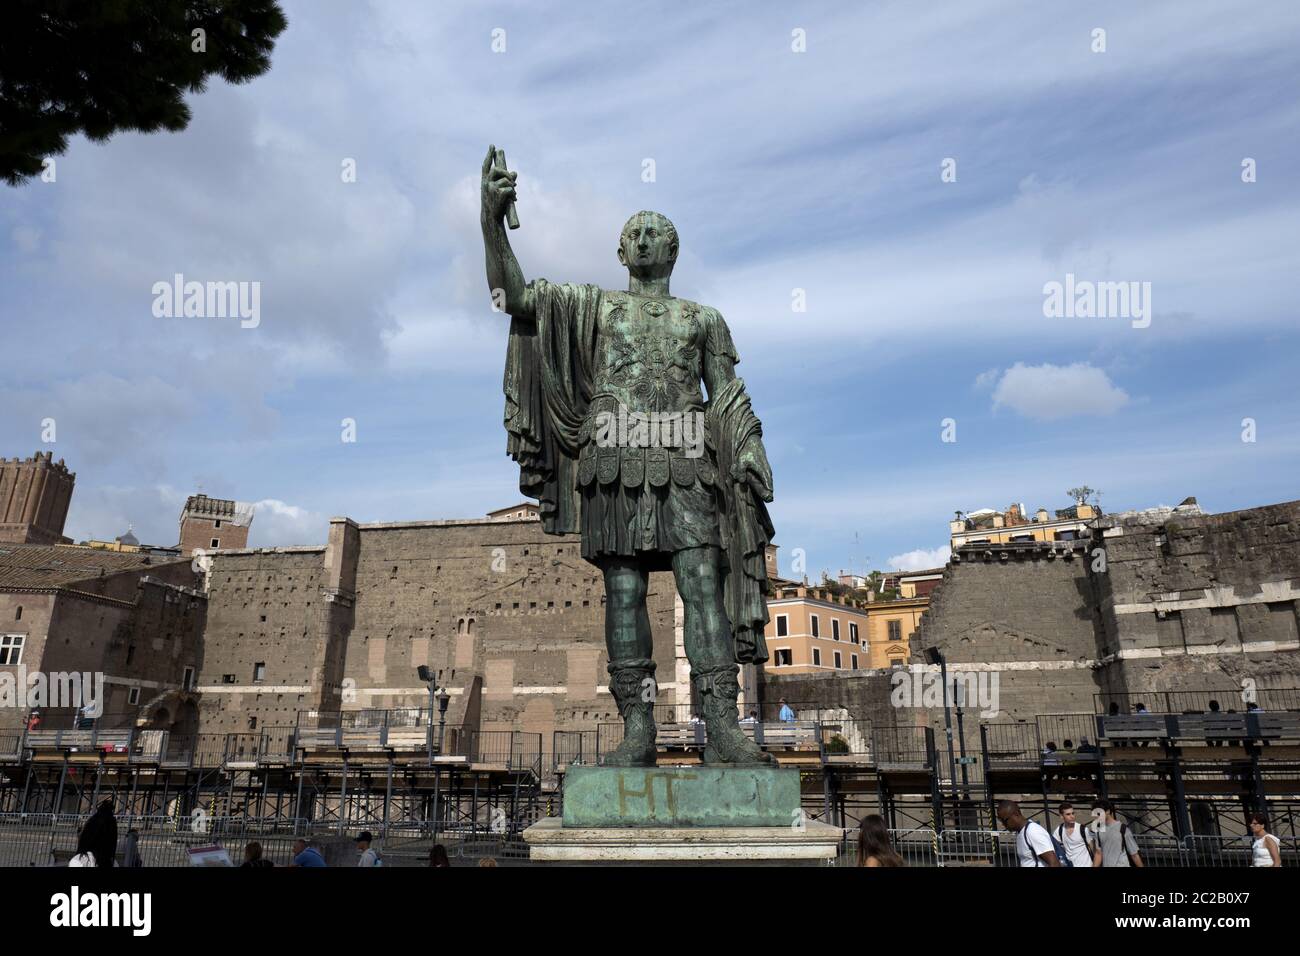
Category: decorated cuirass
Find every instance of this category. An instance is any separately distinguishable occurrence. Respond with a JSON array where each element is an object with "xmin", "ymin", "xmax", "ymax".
[
  {"xmin": 592, "ymin": 292, "xmax": 706, "ymax": 412},
  {"xmin": 577, "ymin": 291, "xmax": 718, "ymax": 491}
]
